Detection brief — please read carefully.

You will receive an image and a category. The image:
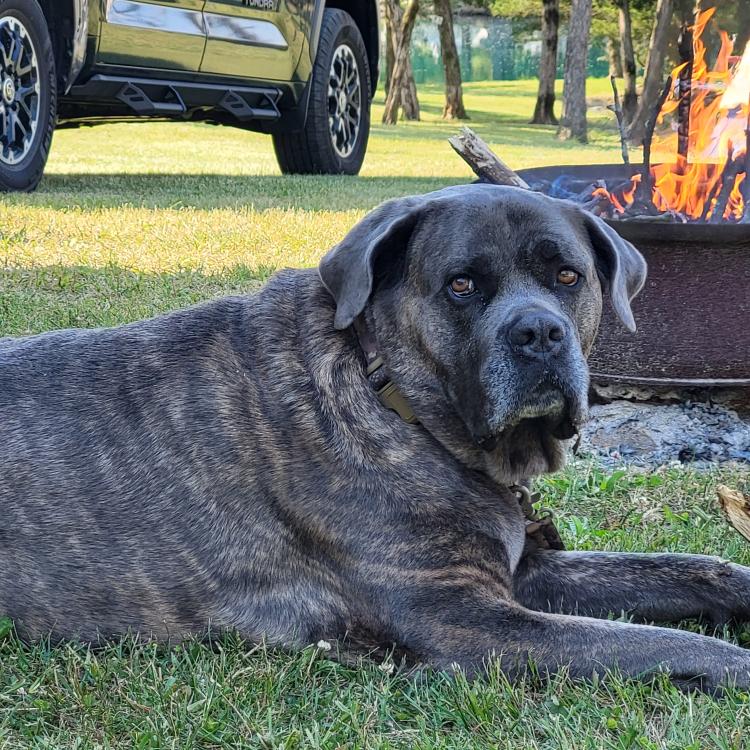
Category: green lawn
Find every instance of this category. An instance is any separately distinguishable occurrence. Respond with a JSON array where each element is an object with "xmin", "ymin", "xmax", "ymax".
[{"xmin": 2, "ymin": 79, "xmax": 750, "ymax": 748}]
